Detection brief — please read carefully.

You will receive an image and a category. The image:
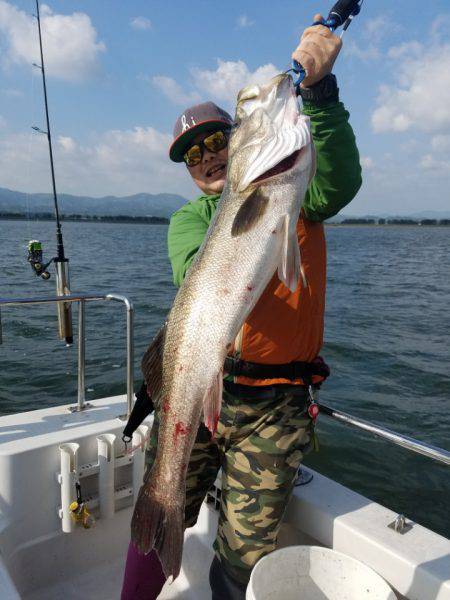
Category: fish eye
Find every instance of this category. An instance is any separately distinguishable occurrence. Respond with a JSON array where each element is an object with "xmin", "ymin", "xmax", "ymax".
[{"xmin": 237, "ymin": 85, "xmax": 260, "ymax": 104}]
